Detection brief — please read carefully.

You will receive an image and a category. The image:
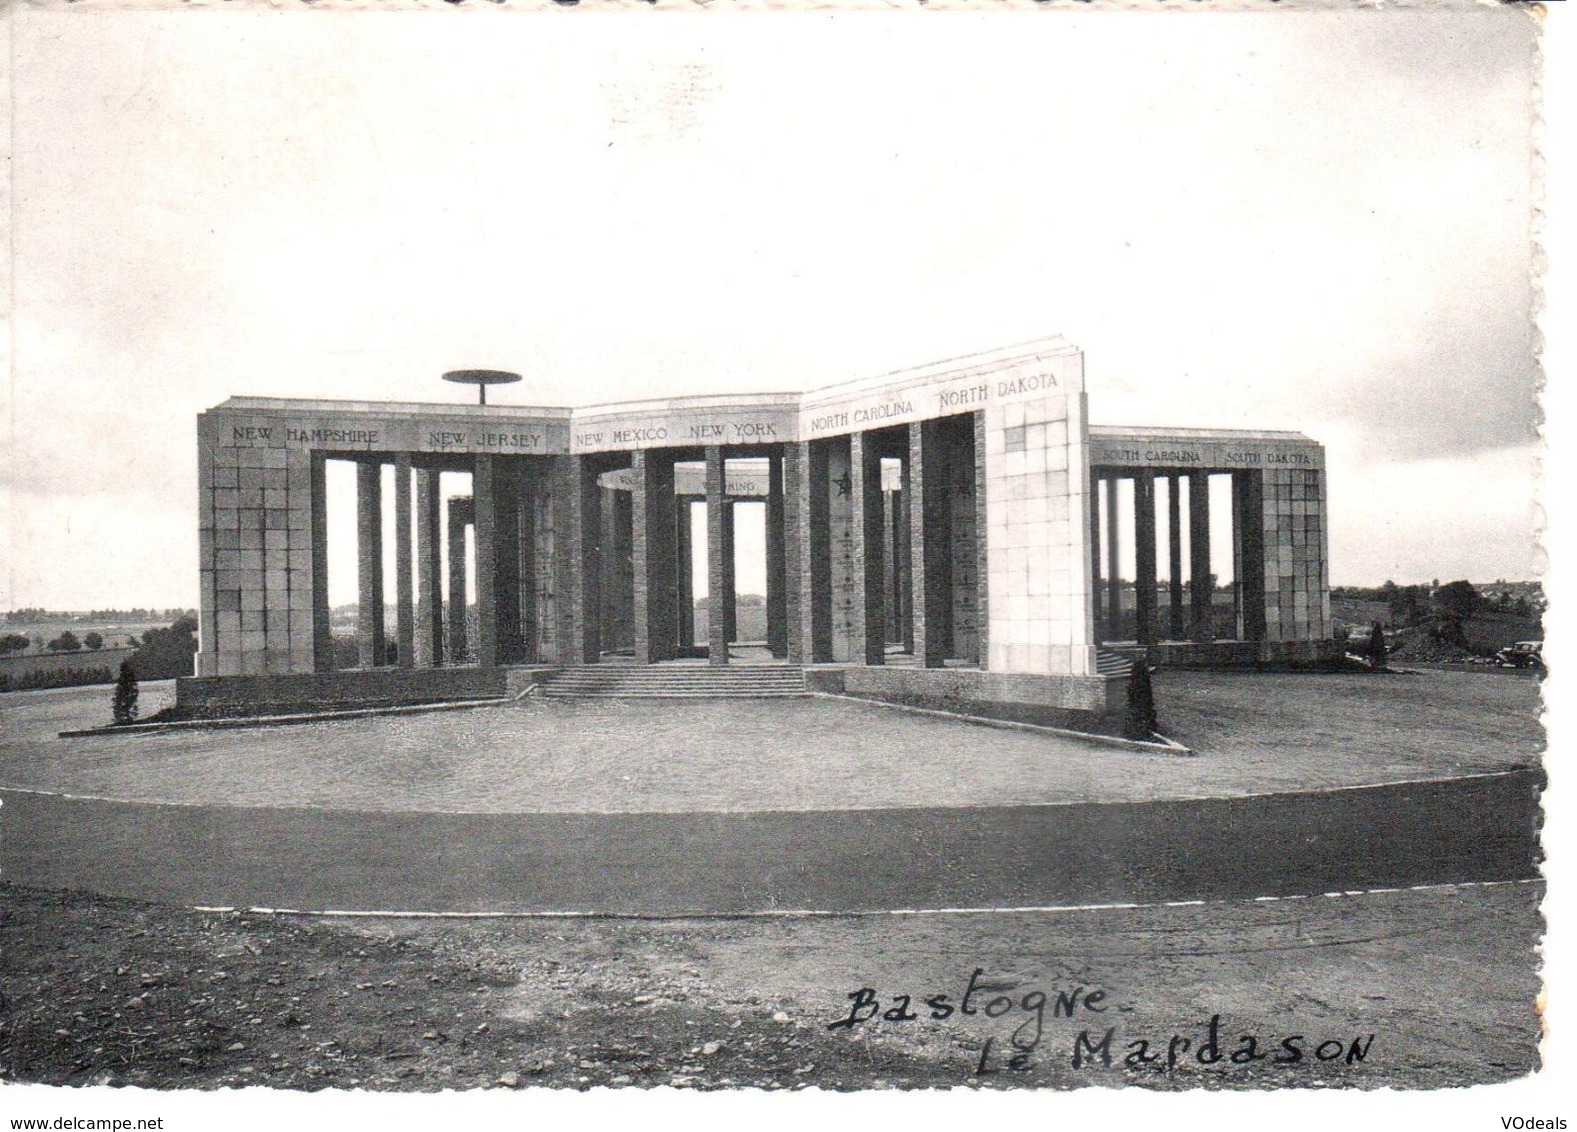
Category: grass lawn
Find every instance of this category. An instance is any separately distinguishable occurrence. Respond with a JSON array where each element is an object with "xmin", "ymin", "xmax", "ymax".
[{"xmin": 0, "ymin": 669, "xmax": 1542, "ymax": 813}]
